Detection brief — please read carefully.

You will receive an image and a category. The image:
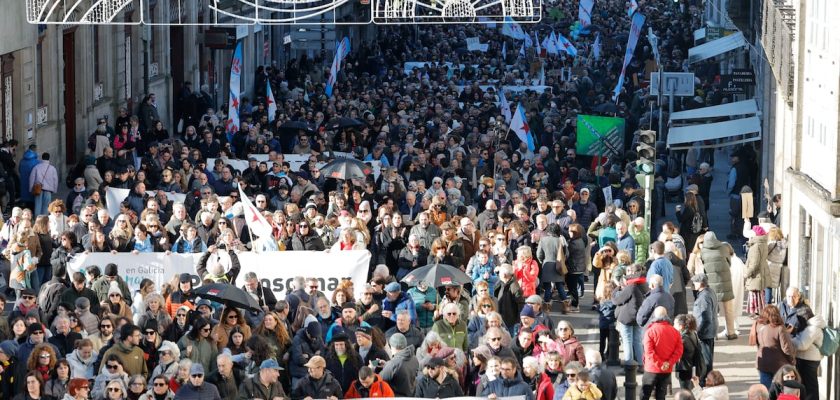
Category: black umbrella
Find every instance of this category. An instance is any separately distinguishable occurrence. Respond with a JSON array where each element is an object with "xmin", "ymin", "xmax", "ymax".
[
  {"xmin": 193, "ymin": 283, "xmax": 260, "ymax": 311},
  {"xmin": 401, "ymin": 263, "xmax": 471, "ymax": 288},
  {"xmin": 327, "ymin": 117, "xmax": 364, "ymax": 130},
  {"xmin": 278, "ymin": 120, "xmax": 314, "ymax": 134},
  {"xmin": 319, "ymin": 157, "xmax": 373, "ymax": 180}
]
